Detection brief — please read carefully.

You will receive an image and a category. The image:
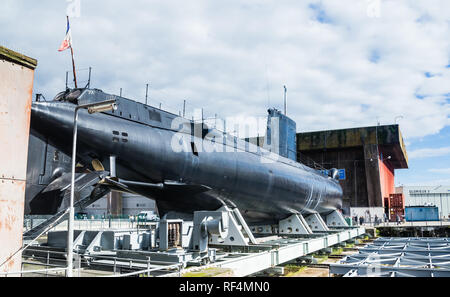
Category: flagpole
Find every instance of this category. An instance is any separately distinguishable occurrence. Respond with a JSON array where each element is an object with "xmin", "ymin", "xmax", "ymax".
[
  {"xmin": 70, "ymin": 46, "xmax": 78, "ymax": 88},
  {"xmin": 67, "ymin": 16, "xmax": 78, "ymax": 88}
]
